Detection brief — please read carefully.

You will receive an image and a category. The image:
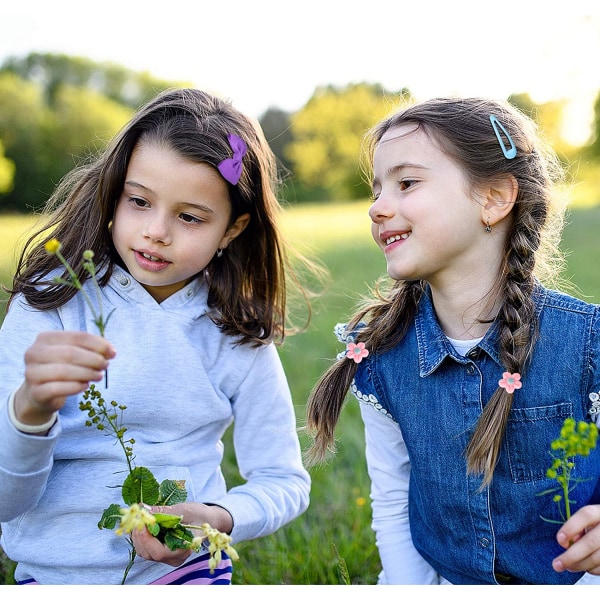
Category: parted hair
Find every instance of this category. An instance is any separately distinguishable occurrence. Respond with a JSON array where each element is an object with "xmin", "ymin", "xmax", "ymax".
[
  {"xmin": 9, "ymin": 88, "xmax": 299, "ymax": 346},
  {"xmin": 306, "ymin": 97, "xmax": 568, "ymax": 486}
]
